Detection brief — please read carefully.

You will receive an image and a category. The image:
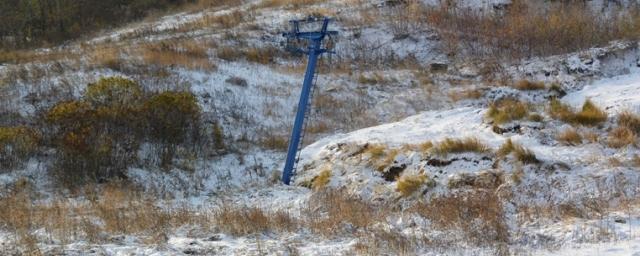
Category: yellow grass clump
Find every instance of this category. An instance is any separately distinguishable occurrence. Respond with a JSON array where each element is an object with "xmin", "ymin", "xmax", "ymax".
[{"xmin": 432, "ymin": 137, "xmax": 490, "ymax": 156}]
